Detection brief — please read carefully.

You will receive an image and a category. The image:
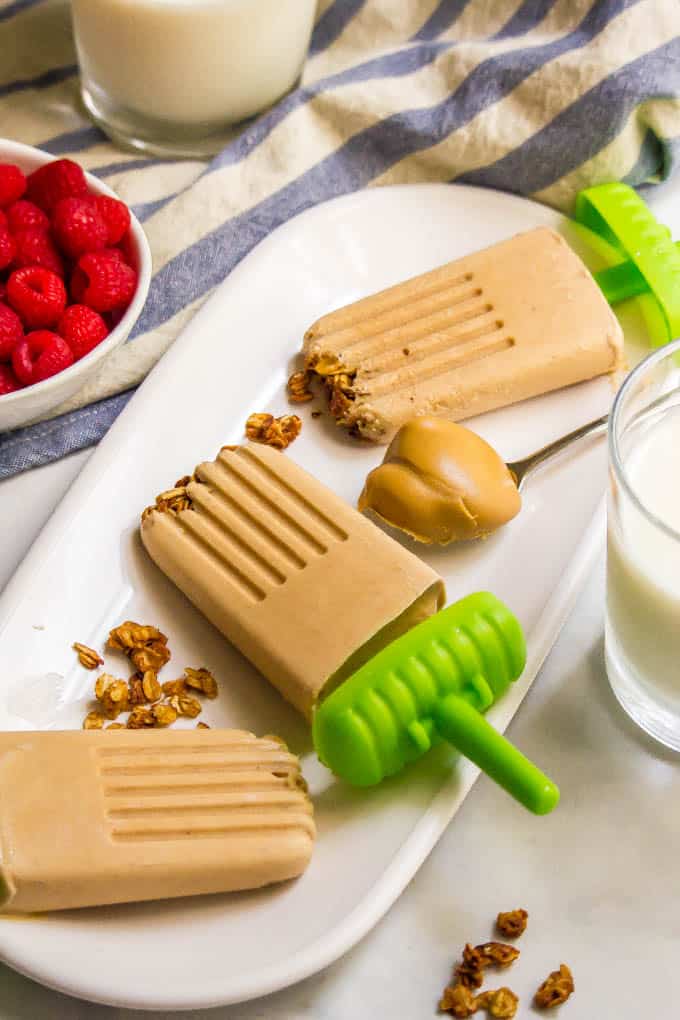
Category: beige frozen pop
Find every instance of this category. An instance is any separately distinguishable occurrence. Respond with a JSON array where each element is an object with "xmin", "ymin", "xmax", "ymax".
[
  {"xmin": 0, "ymin": 728, "xmax": 314, "ymax": 913},
  {"xmin": 141, "ymin": 444, "xmax": 445, "ymax": 719},
  {"xmin": 301, "ymin": 227, "xmax": 624, "ymax": 442}
]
